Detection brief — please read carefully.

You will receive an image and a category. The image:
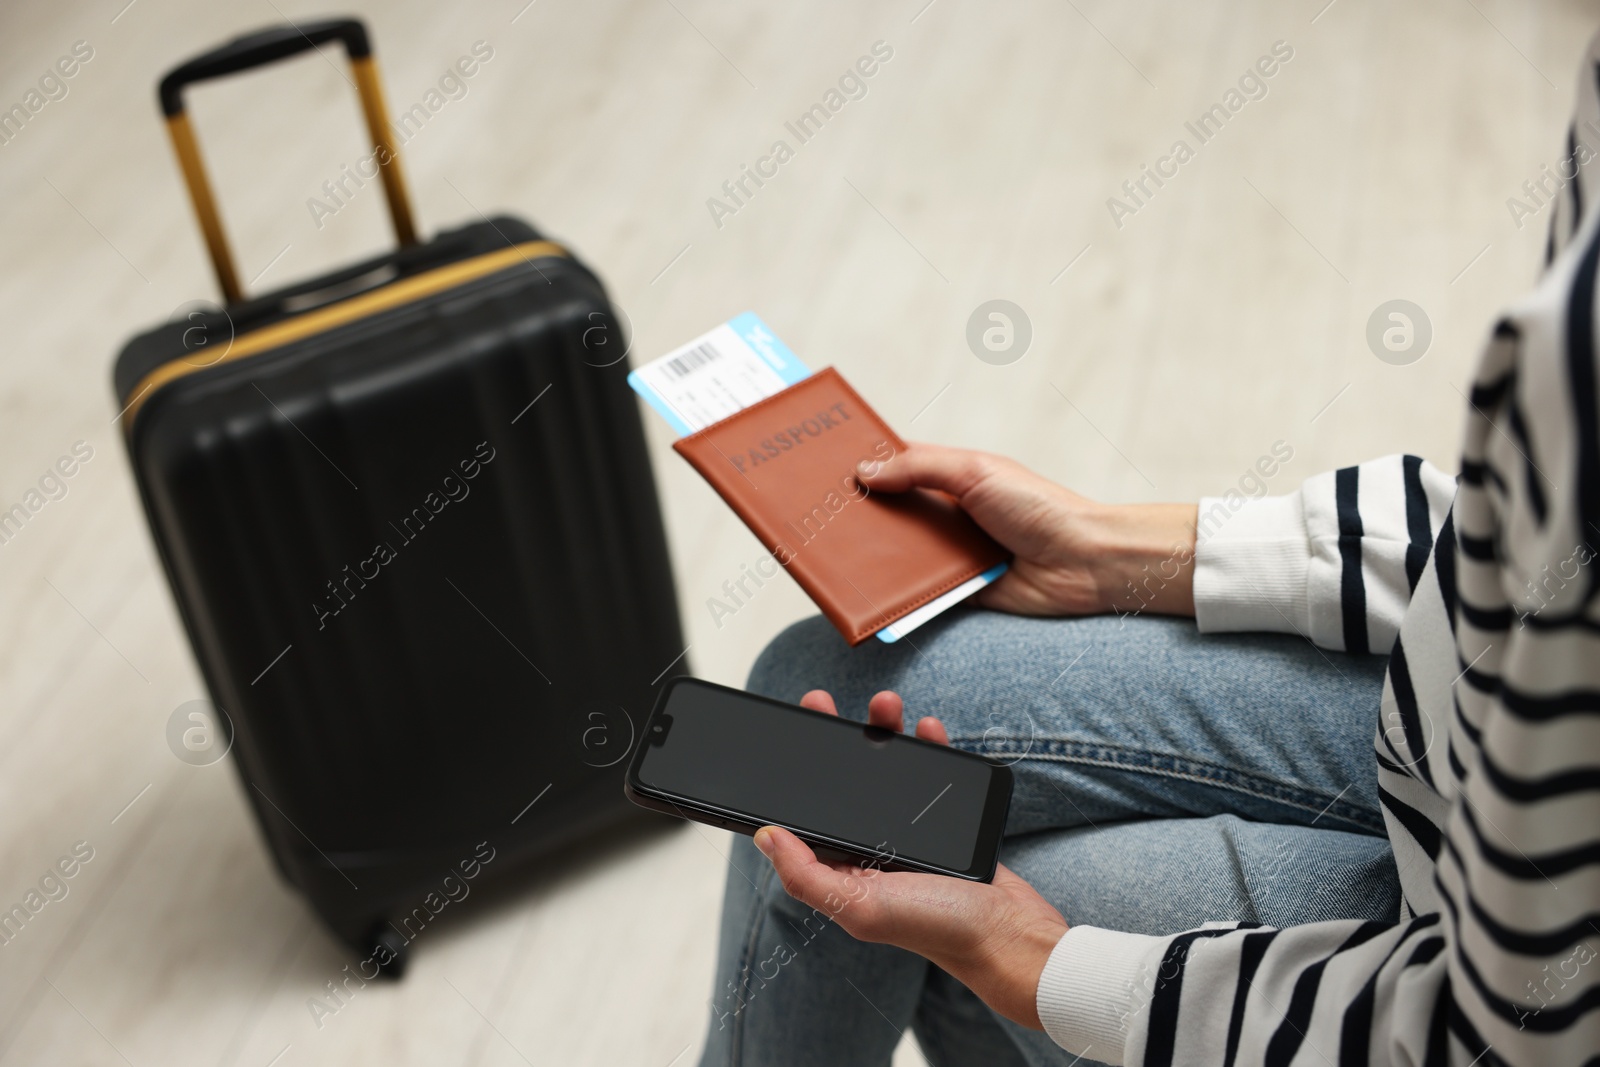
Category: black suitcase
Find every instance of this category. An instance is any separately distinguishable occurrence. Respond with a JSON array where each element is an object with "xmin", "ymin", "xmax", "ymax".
[{"xmin": 114, "ymin": 18, "xmax": 685, "ymax": 975}]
